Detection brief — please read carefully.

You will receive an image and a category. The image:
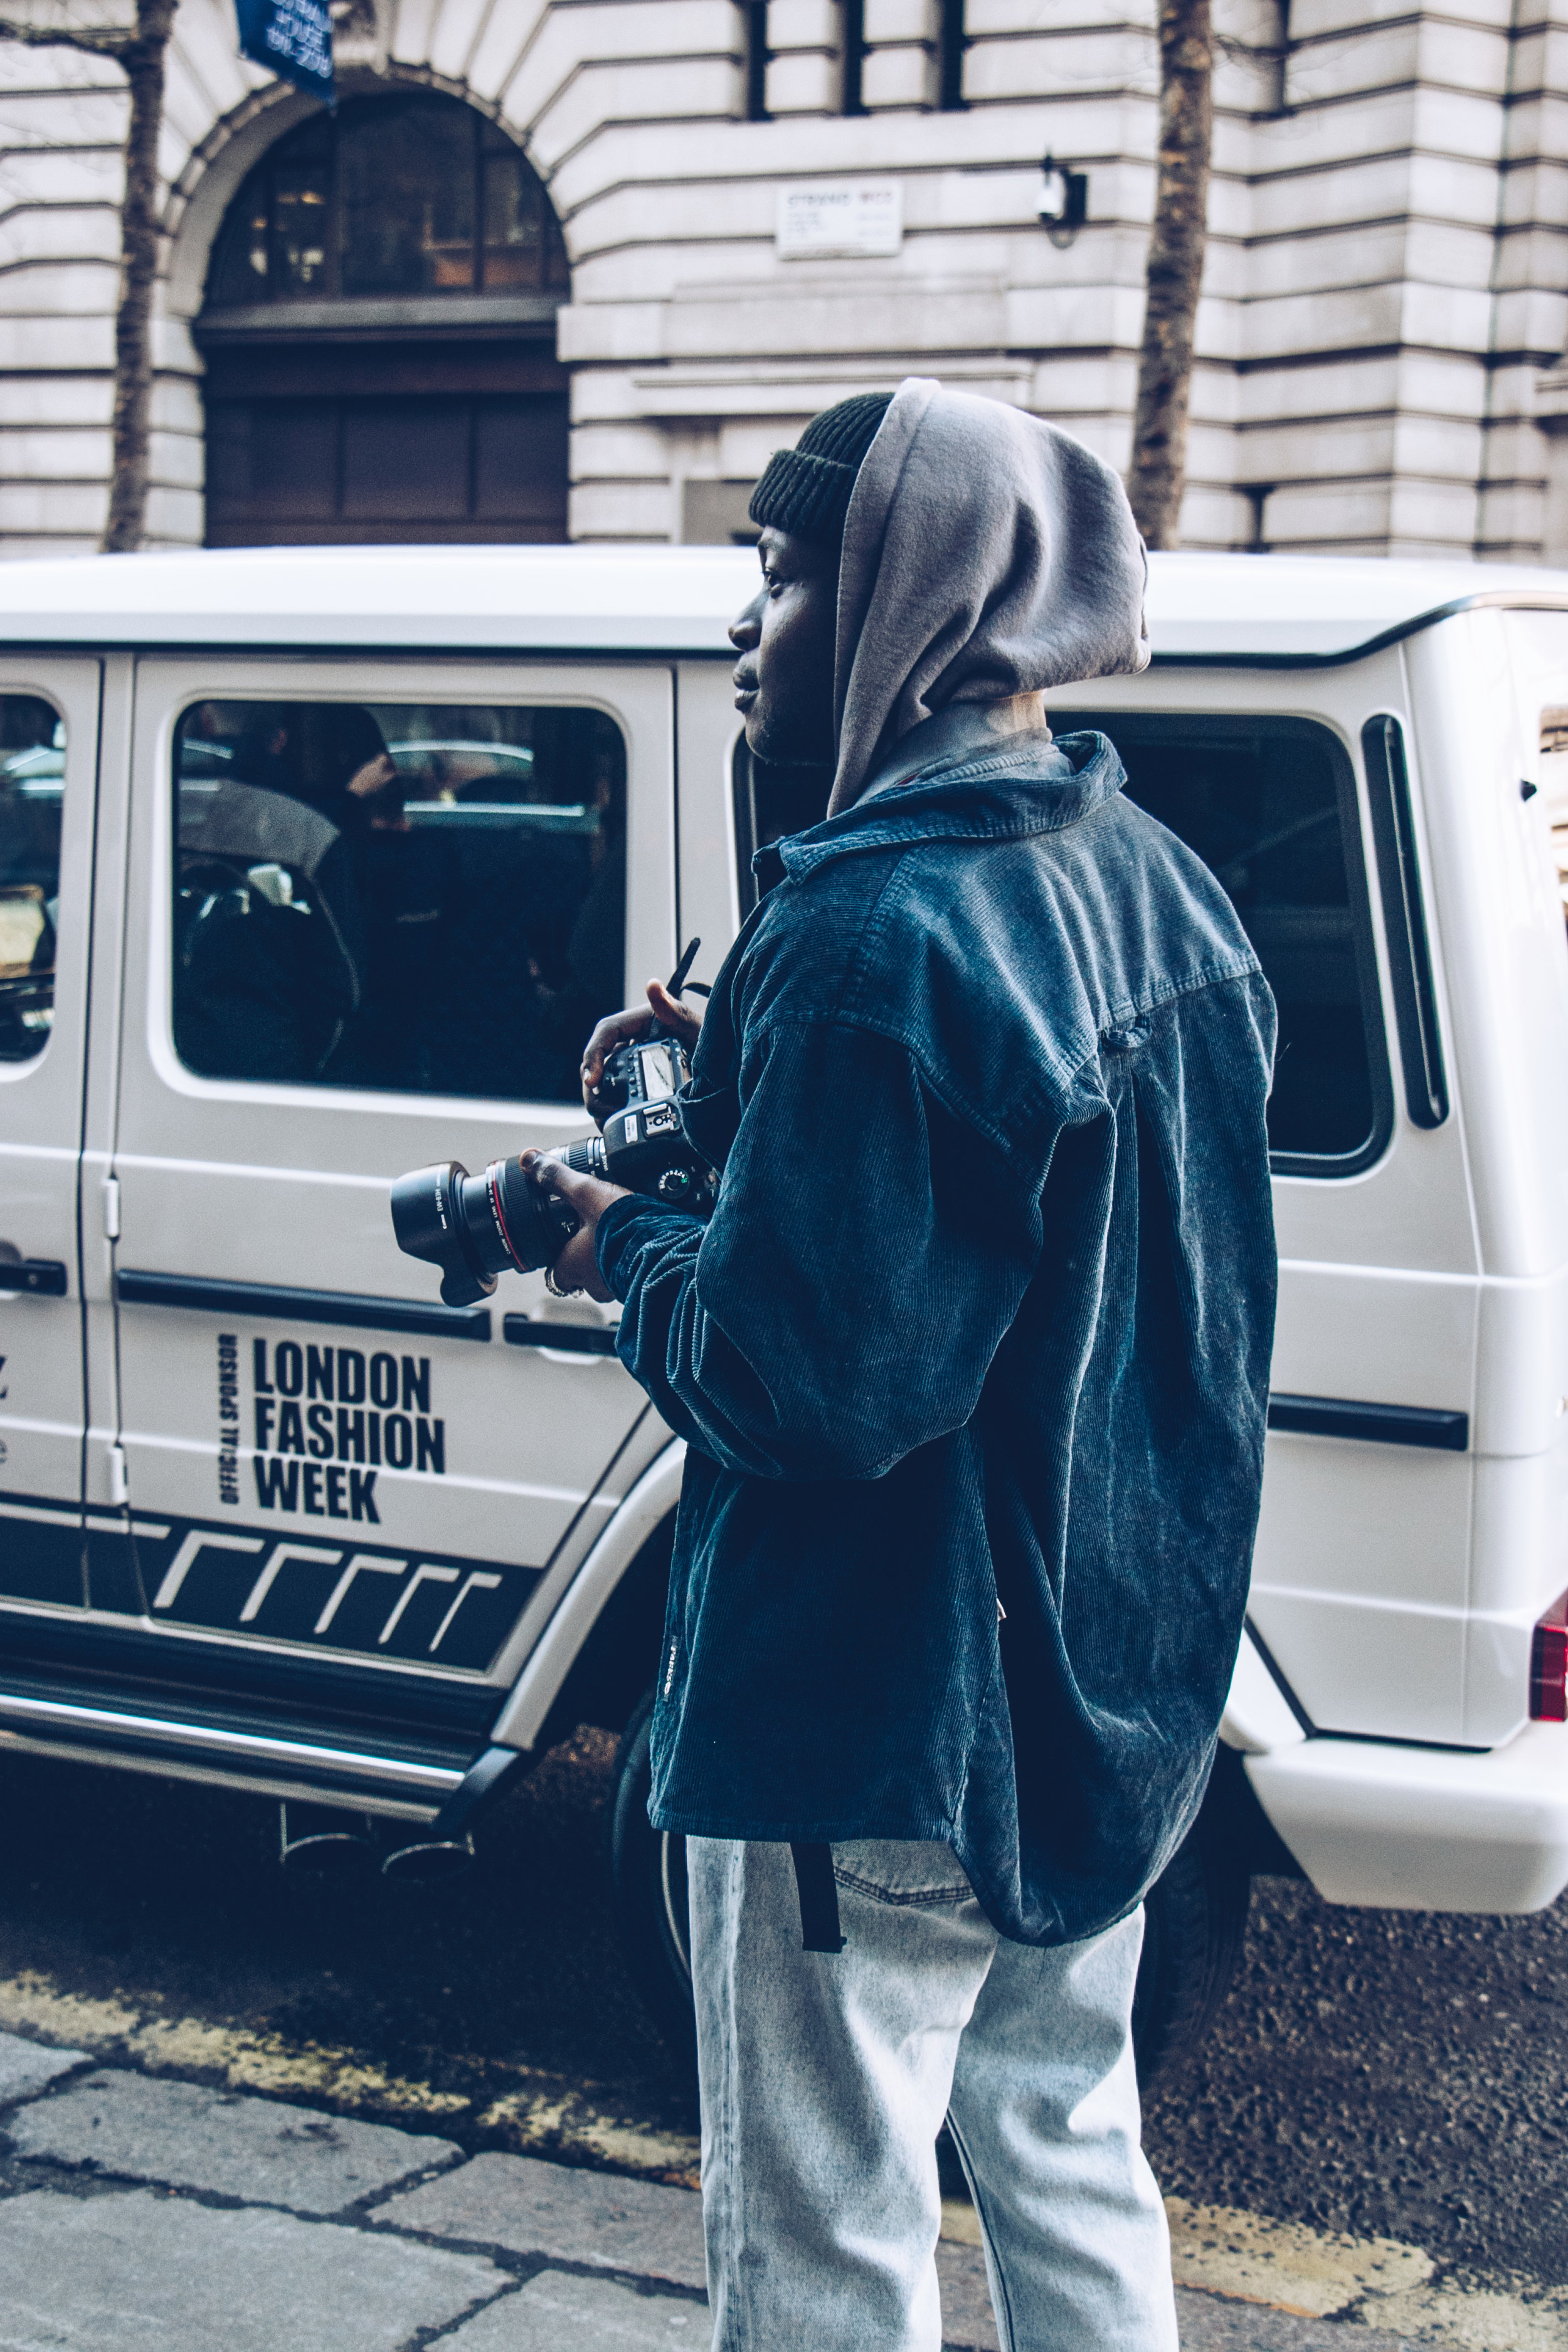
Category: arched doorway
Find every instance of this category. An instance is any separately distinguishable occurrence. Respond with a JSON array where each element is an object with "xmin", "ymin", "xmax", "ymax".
[{"xmin": 197, "ymin": 91, "xmax": 570, "ymax": 546}]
